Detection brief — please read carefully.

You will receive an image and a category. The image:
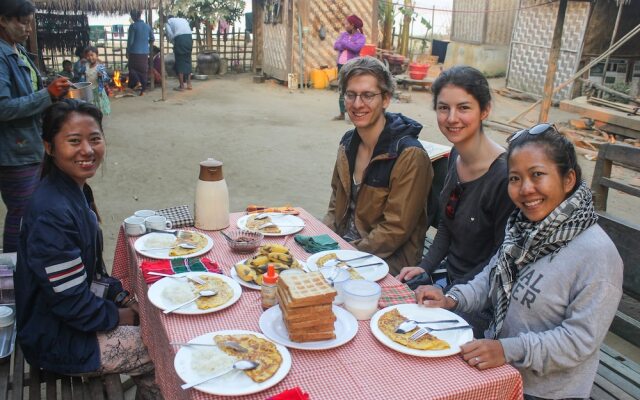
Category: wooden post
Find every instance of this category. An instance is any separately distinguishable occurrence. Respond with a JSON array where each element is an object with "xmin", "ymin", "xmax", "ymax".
[
  {"xmin": 382, "ymin": 0, "xmax": 393, "ymax": 49},
  {"xmin": 160, "ymin": 0, "xmax": 166, "ymax": 101},
  {"xmin": 601, "ymin": 1, "xmax": 624, "ymax": 85},
  {"xmin": 147, "ymin": 8, "xmax": 155, "ymax": 91},
  {"xmin": 538, "ymin": 0, "xmax": 568, "ymax": 123},
  {"xmin": 251, "ymin": 0, "xmax": 264, "ymax": 72},
  {"xmin": 399, "ymin": 0, "xmax": 412, "ymax": 56}
]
